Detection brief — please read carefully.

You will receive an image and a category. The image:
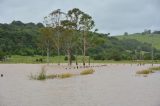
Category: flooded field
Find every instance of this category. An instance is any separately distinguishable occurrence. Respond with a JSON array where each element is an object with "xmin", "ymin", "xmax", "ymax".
[{"xmin": 0, "ymin": 64, "xmax": 160, "ymax": 106}]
